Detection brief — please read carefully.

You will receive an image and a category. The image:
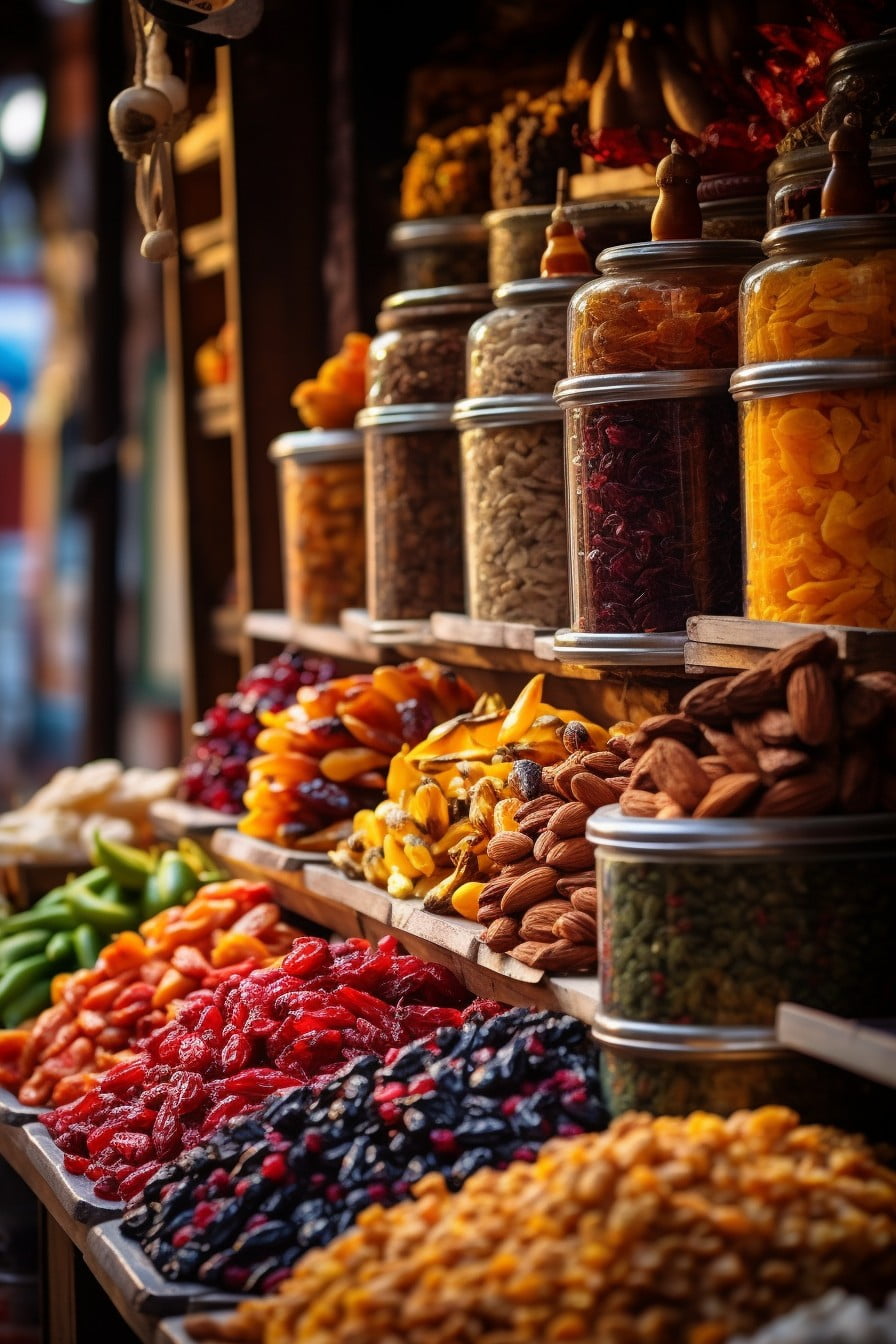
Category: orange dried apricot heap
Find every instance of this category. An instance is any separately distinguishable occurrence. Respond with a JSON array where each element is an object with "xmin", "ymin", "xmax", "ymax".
[
  {"xmin": 741, "ymin": 249, "xmax": 896, "ymax": 363},
  {"xmin": 742, "ymin": 385, "xmax": 896, "ymax": 627}
]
